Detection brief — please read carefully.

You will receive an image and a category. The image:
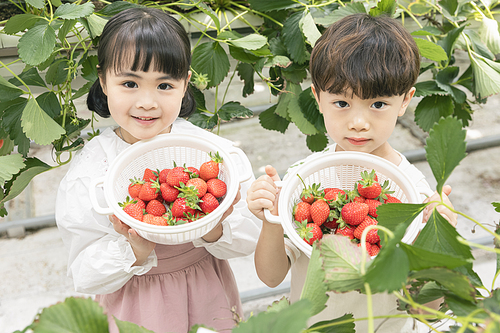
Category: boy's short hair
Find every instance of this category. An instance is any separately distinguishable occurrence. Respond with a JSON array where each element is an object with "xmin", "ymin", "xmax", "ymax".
[{"xmin": 310, "ymin": 14, "xmax": 420, "ymax": 99}]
